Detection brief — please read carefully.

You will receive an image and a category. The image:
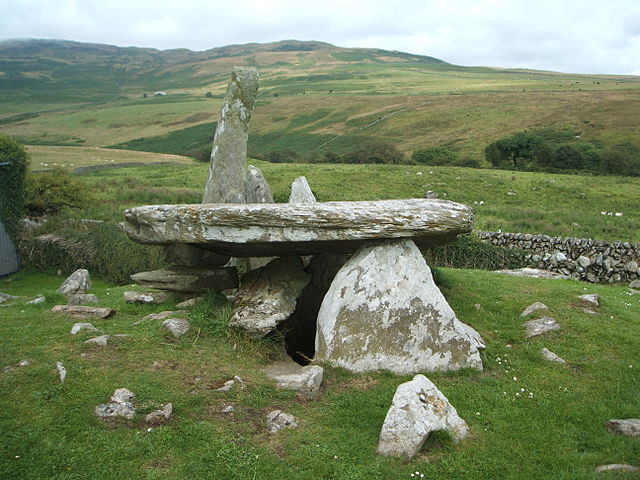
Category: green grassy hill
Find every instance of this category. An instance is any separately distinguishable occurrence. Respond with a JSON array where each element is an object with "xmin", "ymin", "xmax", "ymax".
[{"xmin": 1, "ymin": 39, "xmax": 639, "ymax": 162}]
